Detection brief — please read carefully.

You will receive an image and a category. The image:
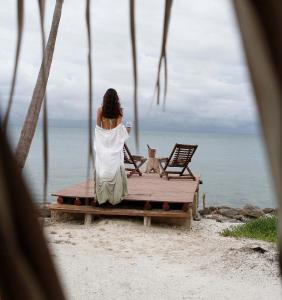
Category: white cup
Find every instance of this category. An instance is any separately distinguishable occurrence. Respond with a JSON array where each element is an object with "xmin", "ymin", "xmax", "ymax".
[{"xmin": 126, "ymin": 121, "xmax": 132, "ymax": 133}]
